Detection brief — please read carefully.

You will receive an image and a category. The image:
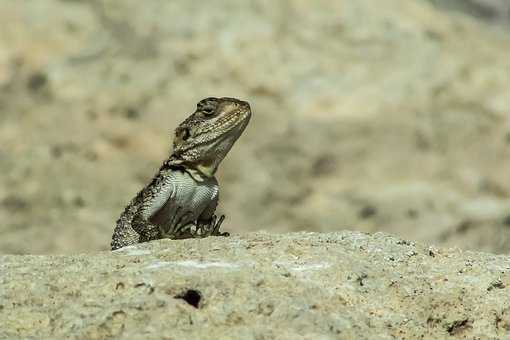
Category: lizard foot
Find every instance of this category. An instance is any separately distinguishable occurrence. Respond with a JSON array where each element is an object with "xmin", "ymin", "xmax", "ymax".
[
  {"xmin": 167, "ymin": 215, "xmax": 229, "ymax": 239},
  {"xmin": 196, "ymin": 215, "xmax": 229, "ymax": 238}
]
